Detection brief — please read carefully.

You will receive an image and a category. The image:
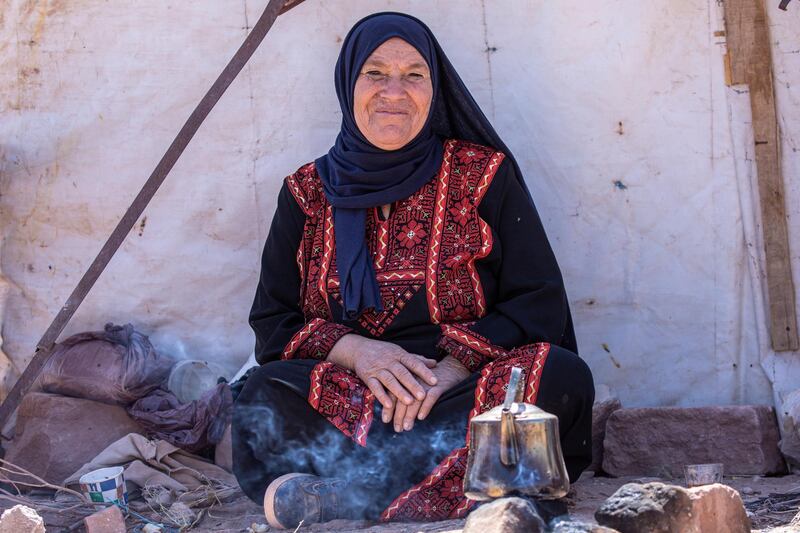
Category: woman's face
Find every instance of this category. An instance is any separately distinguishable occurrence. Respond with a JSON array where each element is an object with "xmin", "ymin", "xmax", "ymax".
[{"xmin": 353, "ymin": 37, "xmax": 433, "ymax": 151}]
